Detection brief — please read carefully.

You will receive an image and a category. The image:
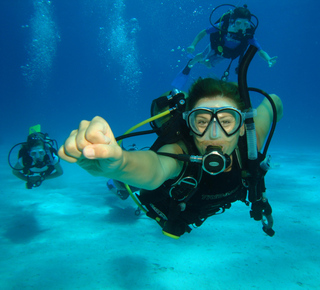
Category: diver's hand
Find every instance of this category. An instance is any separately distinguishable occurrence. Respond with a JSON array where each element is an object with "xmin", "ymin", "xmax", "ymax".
[
  {"xmin": 58, "ymin": 116, "xmax": 123, "ymax": 177},
  {"xmin": 26, "ymin": 175, "xmax": 44, "ymax": 189},
  {"xmin": 268, "ymin": 56, "xmax": 277, "ymax": 67},
  {"xmin": 28, "ymin": 175, "xmax": 42, "ymax": 183},
  {"xmin": 187, "ymin": 45, "xmax": 195, "ymax": 54}
]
